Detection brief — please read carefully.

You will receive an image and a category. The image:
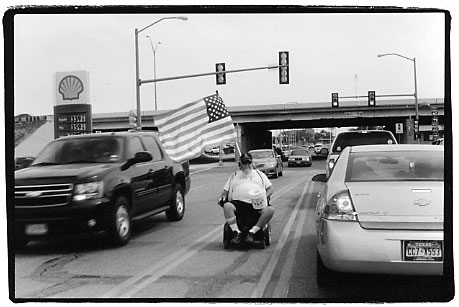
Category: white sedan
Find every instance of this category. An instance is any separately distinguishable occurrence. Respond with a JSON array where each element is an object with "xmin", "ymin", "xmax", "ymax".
[{"xmin": 313, "ymin": 144, "xmax": 444, "ymax": 280}]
